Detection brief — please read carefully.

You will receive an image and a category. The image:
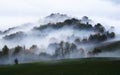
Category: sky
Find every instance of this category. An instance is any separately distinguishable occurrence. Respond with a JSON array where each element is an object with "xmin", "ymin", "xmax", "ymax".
[{"xmin": 0, "ymin": 0, "xmax": 120, "ymax": 30}]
